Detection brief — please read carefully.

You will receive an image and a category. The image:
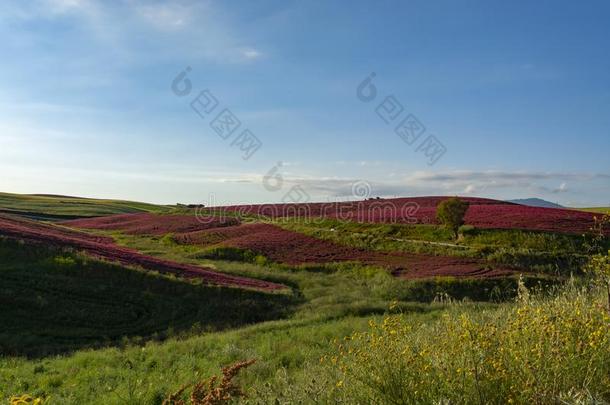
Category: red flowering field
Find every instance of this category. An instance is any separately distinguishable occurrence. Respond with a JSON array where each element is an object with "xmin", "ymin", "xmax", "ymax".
[
  {"xmin": 0, "ymin": 214, "xmax": 283, "ymax": 290},
  {"xmin": 63, "ymin": 213, "xmax": 239, "ymax": 235},
  {"xmin": 220, "ymin": 197, "xmax": 603, "ymax": 235},
  {"xmin": 63, "ymin": 197, "xmax": 603, "ymax": 236},
  {"xmin": 177, "ymin": 223, "xmax": 368, "ymax": 264},
  {"xmin": 175, "ymin": 223, "xmax": 279, "ymax": 247},
  {"xmin": 54, "ymin": 196, "xmax": 597, "ymax": 279},
  {"xmin": 377, "ymin": 255, "xmax": 516, "ymax": 279},
  {"xmin": 177, "ymin": 223, "xmax": 518, "ymax": 279}
]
